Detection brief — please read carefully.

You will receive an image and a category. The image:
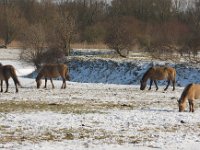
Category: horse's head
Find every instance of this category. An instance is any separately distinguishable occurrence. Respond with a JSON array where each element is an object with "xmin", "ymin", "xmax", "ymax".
[
  {"xmin": 140, "ymin": 80, "xmax": 146, "ymax": 90},
  {"xmin": 178, "ymin": 99, "xmax": 186, "ymax": 112},
  {"xmin": 36, "ymin": 78, "xmax": 42, "ymax": 89}
]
